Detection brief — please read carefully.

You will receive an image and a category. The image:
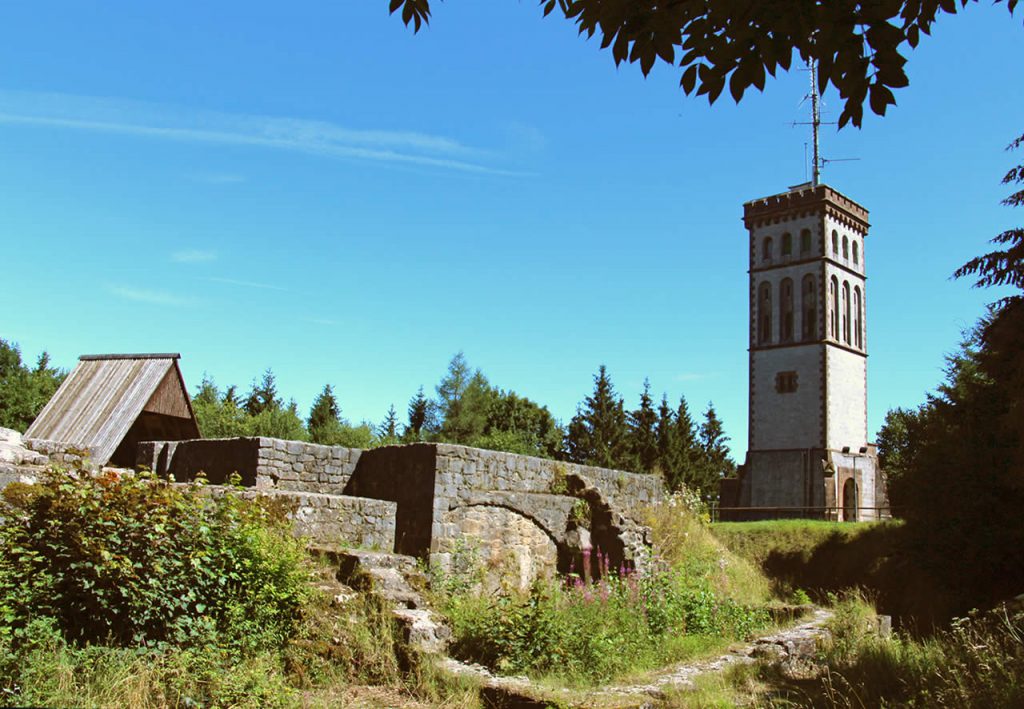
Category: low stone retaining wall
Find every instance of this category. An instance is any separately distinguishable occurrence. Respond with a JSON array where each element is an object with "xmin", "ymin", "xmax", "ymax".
[
  {"xmin": 200, "ymin": 486, "xmax": 396, "ymax": 550},
  {"xmin": 138, "ymin": 437, "xmax": 362, "ymax": 493},
  {"xmin": 262, "ymin": 490, "xmax": 396, "ymax": 550}
]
